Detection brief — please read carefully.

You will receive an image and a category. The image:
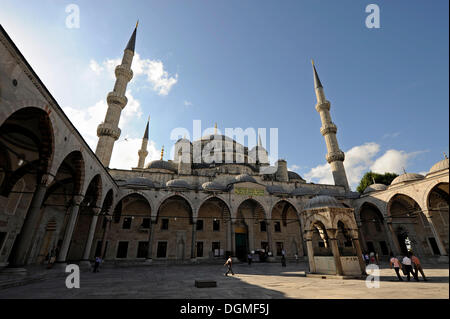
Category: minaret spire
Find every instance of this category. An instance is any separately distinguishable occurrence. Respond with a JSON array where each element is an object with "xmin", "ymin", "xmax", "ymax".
[
  {"xmin": 312, "ymin": 60, "xmax": 349, "ymax": 191},
  {"xmin": 96, "ymin": 23, "xmax": 138, "ymax": 167},
  {"xmin": 137, "ymin": 117, "xmax": 150, "ymax": 169}
]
